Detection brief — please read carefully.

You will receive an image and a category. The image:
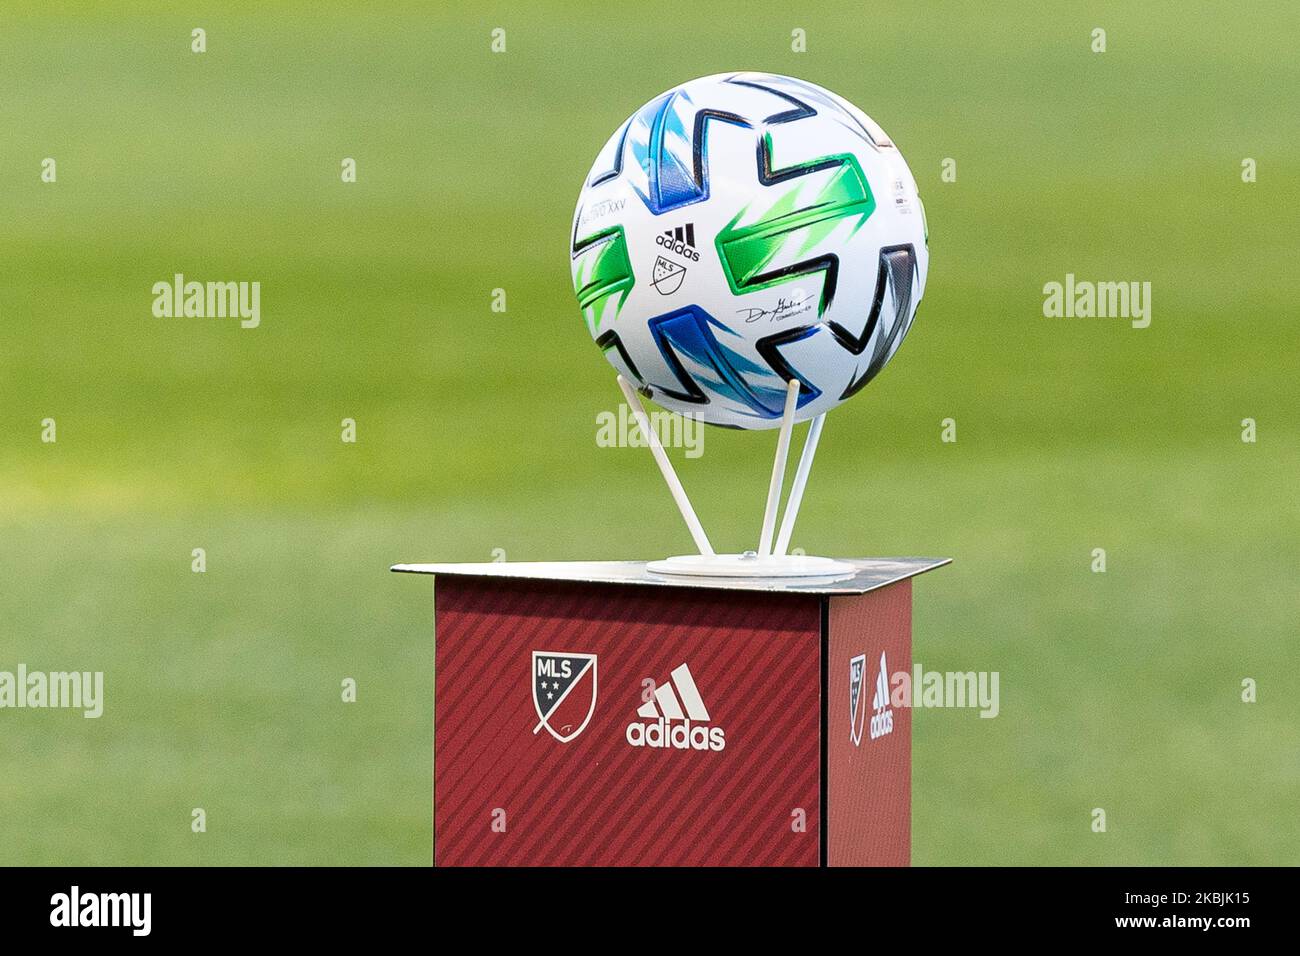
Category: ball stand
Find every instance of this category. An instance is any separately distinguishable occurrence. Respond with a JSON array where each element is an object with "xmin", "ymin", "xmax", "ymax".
[{"xmin": 616, "ymin": 374, "xmax": 856, "ymax": 579}]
